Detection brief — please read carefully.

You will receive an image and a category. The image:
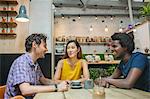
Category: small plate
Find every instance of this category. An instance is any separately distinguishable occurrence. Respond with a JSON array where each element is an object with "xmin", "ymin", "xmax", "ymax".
[{"xmin": 71, "ymin": 85, "xmax": 82, "ymax": 89}]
